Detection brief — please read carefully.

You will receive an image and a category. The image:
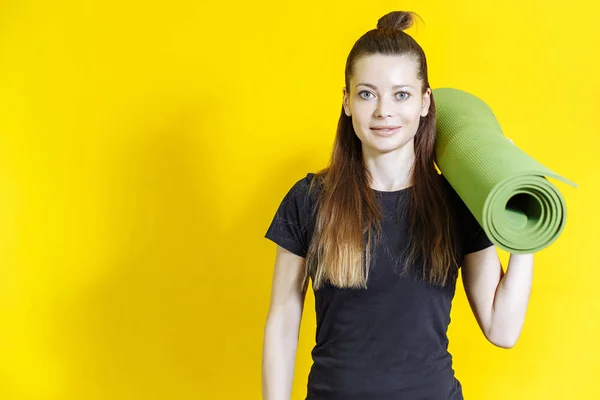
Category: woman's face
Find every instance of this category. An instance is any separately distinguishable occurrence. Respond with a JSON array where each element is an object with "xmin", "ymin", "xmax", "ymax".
[{"xmin": 343, "ymin": 54, "xmax": 431, "ymax": 155}]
